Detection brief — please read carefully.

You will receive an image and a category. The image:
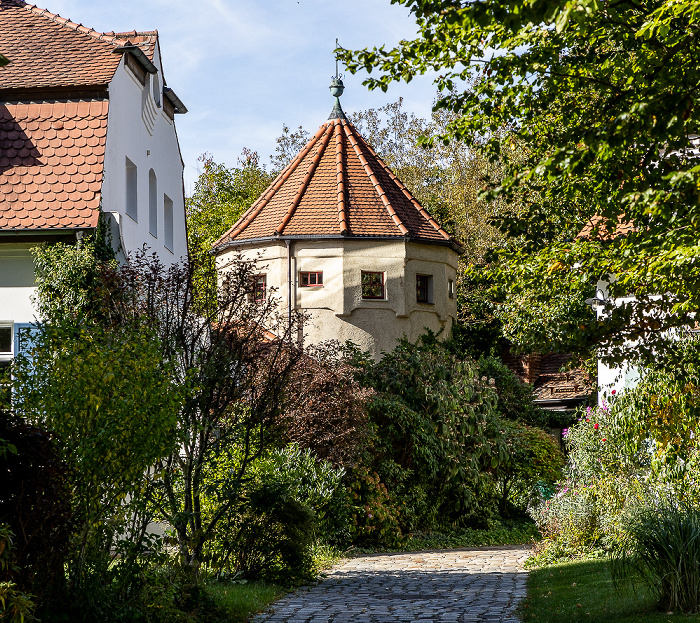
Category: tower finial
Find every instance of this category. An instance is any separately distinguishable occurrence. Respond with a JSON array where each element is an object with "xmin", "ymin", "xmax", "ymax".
[{"xmin": 329, "ymin": 38, "xmax": 346, "ymax": 120}]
